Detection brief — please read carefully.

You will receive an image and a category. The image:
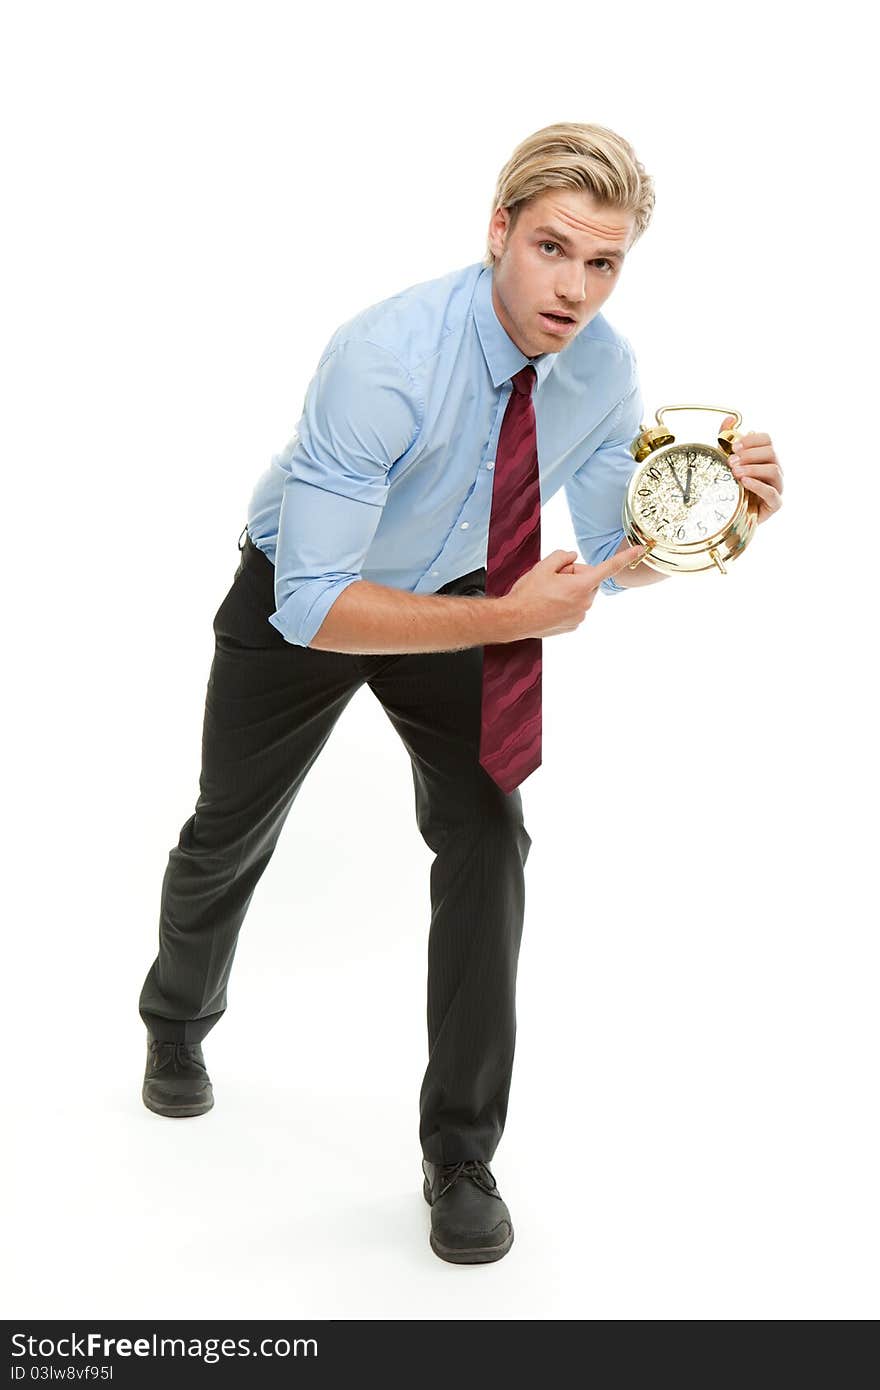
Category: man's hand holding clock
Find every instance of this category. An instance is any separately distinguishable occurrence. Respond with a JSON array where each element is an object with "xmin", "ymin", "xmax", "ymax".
[
  {"xmin": 553, "ymin": 412, "xmax": 783, "ymax": 588},
  {"xmin": 719, "ymin": 414, "xmax": 784, "ymax": 525}
]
